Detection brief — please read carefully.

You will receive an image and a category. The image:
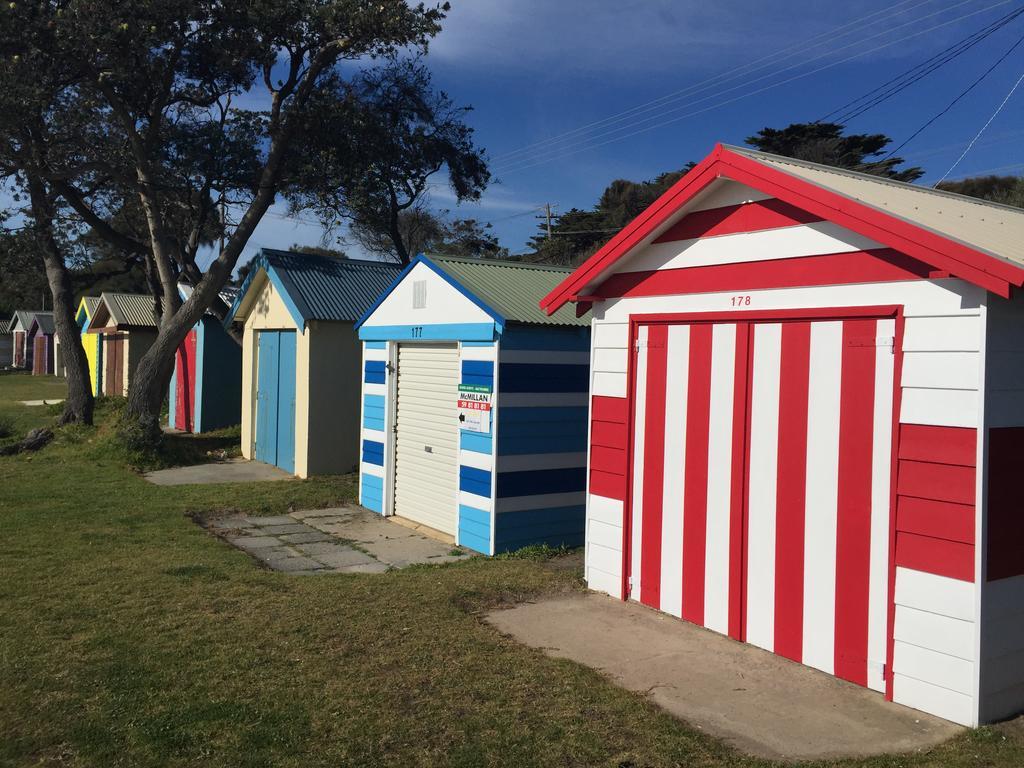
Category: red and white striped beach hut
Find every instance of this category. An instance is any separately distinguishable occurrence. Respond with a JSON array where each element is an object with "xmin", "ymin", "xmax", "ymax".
[{"xmin": 541, "ymin": 144, "xmax": 1024, "ymax": 727}]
